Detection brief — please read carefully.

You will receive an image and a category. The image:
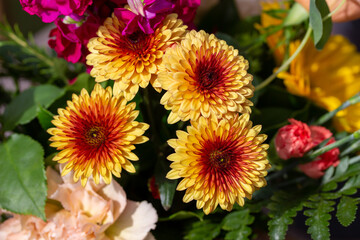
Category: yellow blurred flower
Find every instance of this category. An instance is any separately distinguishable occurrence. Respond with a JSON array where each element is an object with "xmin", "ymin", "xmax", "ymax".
[
  {"xmin": 48, "ymin": 84, "xmax": 149, "ymax": 186},
  {"xmin": 256, "ymin": 1, "xmax": 289, "ymax": 65},
  {"xmin": 156, "ymin": 30, "xmax": 254, "ymax": 124},
  {"xmin": 166, "ymin": 114, "xmax": 270, "ymax": 214},
  {"xmin": 87, "ymin": 13, "xmax": 187, "ymax": 100},
  {"xmin": 278, "ymin": 35, "xmax": 360, "ymax": 132}
]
